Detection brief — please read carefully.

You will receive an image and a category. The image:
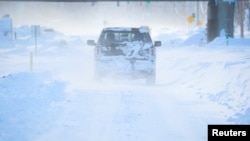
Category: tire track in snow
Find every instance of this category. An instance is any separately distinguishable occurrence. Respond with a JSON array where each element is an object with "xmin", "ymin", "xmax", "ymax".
[{"xmin": 34, "ymin": 85, "xmax": 227, "ymax": 141}]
